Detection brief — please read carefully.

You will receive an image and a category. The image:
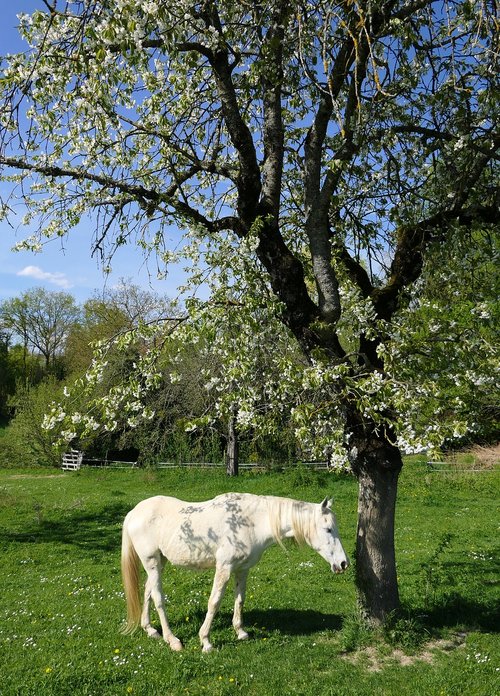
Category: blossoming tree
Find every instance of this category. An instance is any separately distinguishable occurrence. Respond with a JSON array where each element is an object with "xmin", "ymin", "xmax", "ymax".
[{"xmin": 1, "ymin": 0, "xmax": 498, "ymax": 622}]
